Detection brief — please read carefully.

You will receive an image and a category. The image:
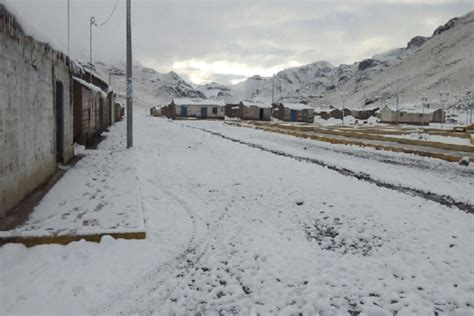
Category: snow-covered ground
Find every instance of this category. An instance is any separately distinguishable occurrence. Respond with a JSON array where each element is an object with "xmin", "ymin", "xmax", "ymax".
[
  {"xmin": 0, "ymin": 124, "xmax": 144, "ymax": 239},
  {"xmin": 384, "ymin": 133, "xmax": 472, "ymax": 146},
  {"xmin": 1, "ymin": 113, "xmax": 473, "ymax": 315}
]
